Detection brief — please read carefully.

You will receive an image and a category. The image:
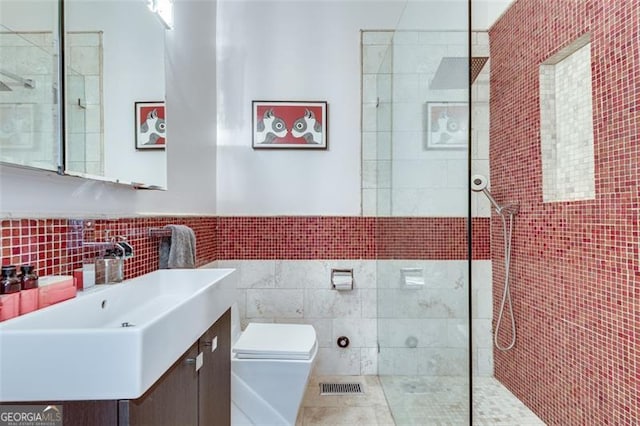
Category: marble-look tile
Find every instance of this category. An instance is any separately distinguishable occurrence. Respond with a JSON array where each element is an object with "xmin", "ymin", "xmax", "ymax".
[
  {"xmin": 239, "ymin": 260, "xmax": 277, "ymax": 289},
  {"xmin": 361, "ymin": 31, "xmax": 393, "ymax": 46},
  {"xmin": 313, "ymin": 348, "xmax": 360, "ymax": 375},
  {"xmin": 472, "ymin": 318, "xmax": 493, "ymax": 349},
  {"xmin": 447, "ymin": 319, "xmax": 469, "ymax": 348},
  {"xmin": 378, "ymin": 348, "xmax": 419, "ymax": 376},
  {"xmin": 360, "ymin": 348, "xmax": 378, "ymax": 375},
  {"xmin": 362, "ymin": 189, "xmax": 377, "ymax": 216},
  {"xmin": 475, "ymin": 288, "xmax": 493, "ymax": 319},
  {"xmin": 301, "ymin": 406, "xmax": 379, "ymax": 425},
  {"xmin": 417, "ymin": 348, "xmax": 469, "ymax": 376},
  {"xmin": 276, "ymin": 260, "xmax": 327, "ymax": 289},
  {"xmin": 246, "ymin": 289, "xmax": 303, "ymax": 319},
  {"xmin": 378, "ymin": 318, "xmax": 448, "ymax": 348},
  {"xmin": 392, "ymin": 159, "xmax": 448, "ymax": 189},
  {"xmin": 304, "ymin": 289, "xmax": 362, "ymax": 319},
  {"xmin": 476, "ymin": 347, "xmax": 494, "ymax": 377},
  {"xmin": 360, "ymin": 289, "xmax": 377, "ymax": 319},
  {"xmin": 332, "ymin": 318, "xmax": 377, "ymax": 348},
  {"xmin": 362, "ymin": 45, "xmax": 392, "ymax": 74},
  {"xmin": 471, "ymin": 260, "xmax": 492, "ymax": 289}
]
